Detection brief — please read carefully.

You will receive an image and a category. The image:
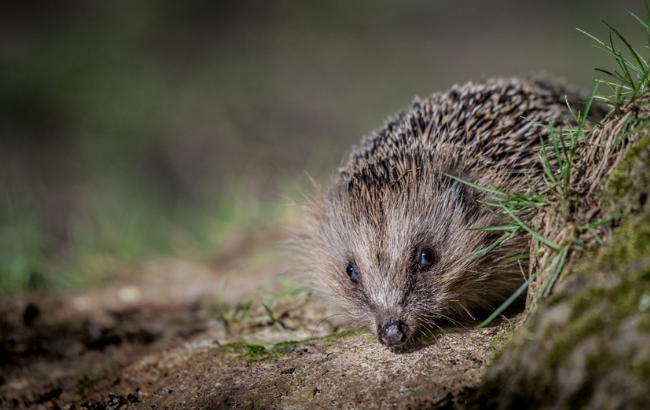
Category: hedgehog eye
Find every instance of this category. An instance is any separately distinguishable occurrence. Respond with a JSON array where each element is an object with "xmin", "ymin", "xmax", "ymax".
[
  {"xmin": 346, "ymin": 264, "xmax": 359, "ymax": 283},
  {"xmin": 418, "ymin": 249, "xmax": 434, "ymax": 268}
]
